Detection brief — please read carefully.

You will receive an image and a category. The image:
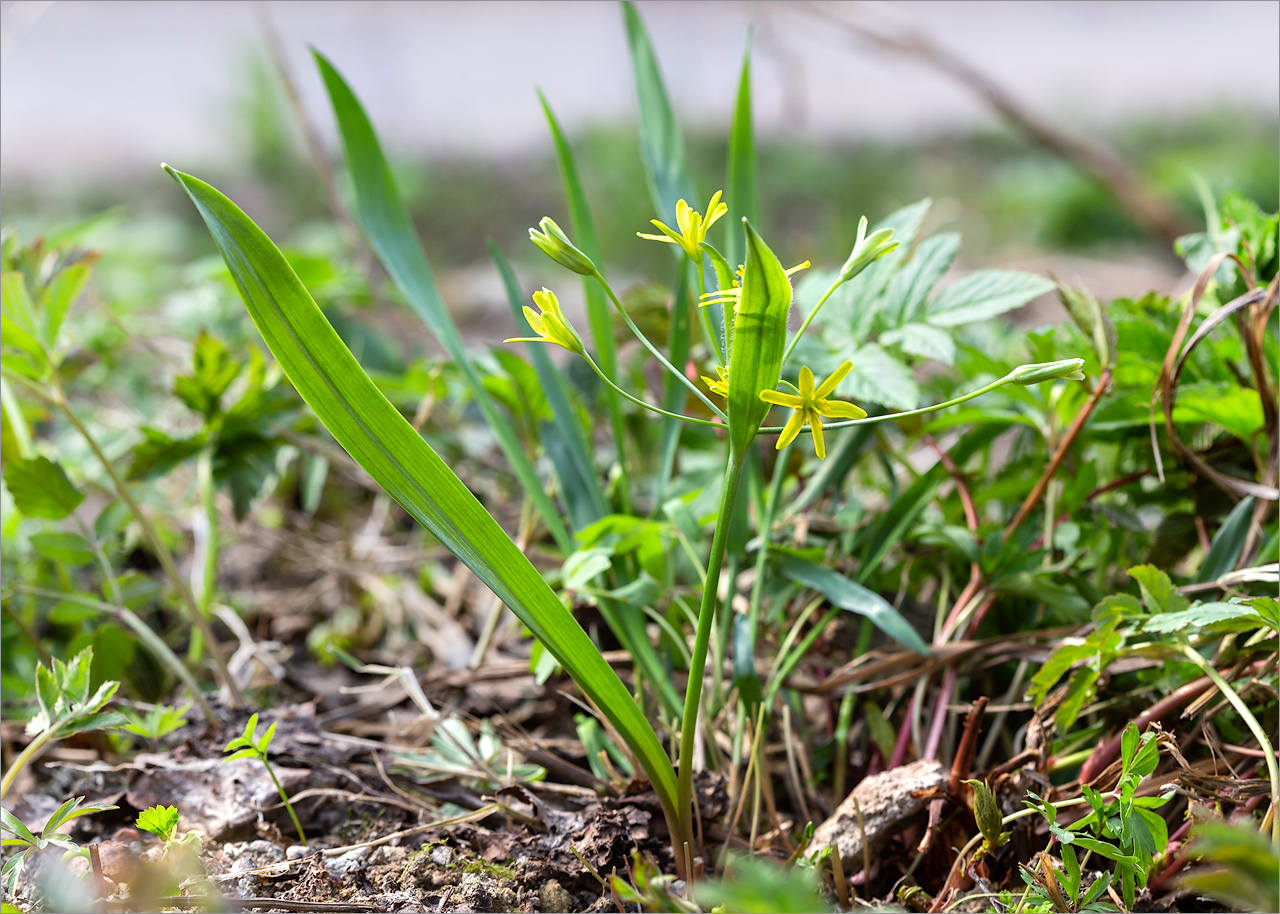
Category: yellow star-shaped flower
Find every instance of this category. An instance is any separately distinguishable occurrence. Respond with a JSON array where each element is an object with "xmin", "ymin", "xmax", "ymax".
[
  {"xmin": 637, "ymin": 191, "xmax": 728, "ymax": 260},
  {"xmin": 504, "ymin": 288, "xmax": 584, "ymax": 355},
  {"xmin": 759, "ymin": 361, "xmax": 866, "ymax": 460}
]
